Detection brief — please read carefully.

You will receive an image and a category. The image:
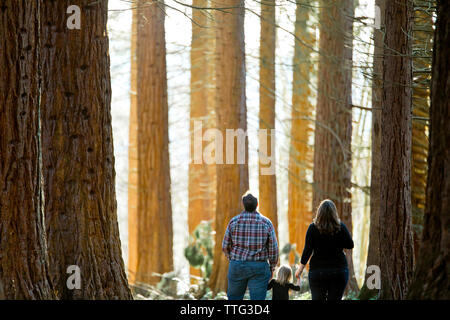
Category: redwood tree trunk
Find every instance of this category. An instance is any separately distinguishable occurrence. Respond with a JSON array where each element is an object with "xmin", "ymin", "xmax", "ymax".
[
  {"xmin": 411, "ymin": 0, "xmax": 434, "ymax": 259},
  {"xmin": 313, "ymin": 0, "xmax": 358, "ymax": 293},
  {"xmin": 209, "ymin": 0, "xmax": 248, "ymax": 294},
  {"xmin": 128, "ymin": 0, "xmax": 139, "ymax": 285},
  {"xmin": 188, "ymin": 0, "xmax": 216, "ymax": 280},
  {"xmin": 0, "ymin": 0, "xmax": 54, "ymax": 300},
  {"xmin": 359, "ymin": 0, "xmax": 384, "ymax": 300},
  {"xmin": 288, "ymin": 0, "xmax": 314, "ymax": 262},
  {"xmin": 127, "ymin": 0, "xmax": 173, "ymax": 286},
  {"xmin": 408, "ymin": 0, "xmax": 449, "ymax": 300},
  {"xmin": 379, "ymin": 0, "xmax": 414, "ymax": 300},
  {"xmin": 40, "ymin": 0, "xmax": 132, "ymax": 299},
  {"xmin": 259, "ymin": 0, "xmax": 278, "ymax": 236}
]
